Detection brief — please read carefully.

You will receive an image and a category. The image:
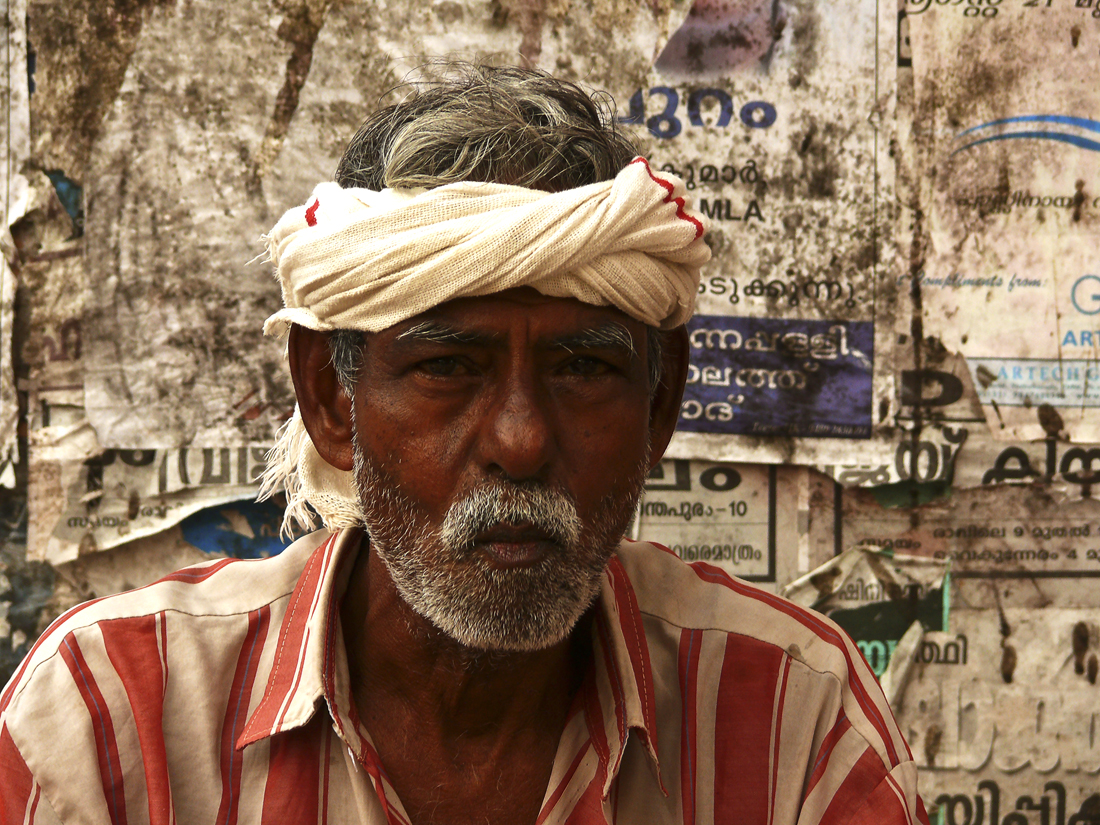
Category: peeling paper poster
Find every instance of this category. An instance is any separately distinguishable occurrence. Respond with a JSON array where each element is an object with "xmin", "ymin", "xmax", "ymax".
[
  {"xmin": 635, "ymin": 459, "xmax": 838, "ymax": 591},
  {"xmin": 625, "ymin": 0, "xmax": 900, "ymax": 465},
  {"xmin": 782, "ymin": 548, "xmax": 949, "ymax": 690},
  {"xmin": 907, "ymin": 2, "xmax": 1100, "ymax": 442},
  {"xmin": 177, "ymin": 498, "xmax": 289, "ymax": 560},
  {"xmin": 682, "ymin": 317, "xmax": 875, "ymax": 439},
  {"xmin": 27, "ymin": 419, "xmax": 273, "ymax": 564},
  {"xmin": 0, "ymin": 0, "xmax": 30, "ymax": 488}
]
